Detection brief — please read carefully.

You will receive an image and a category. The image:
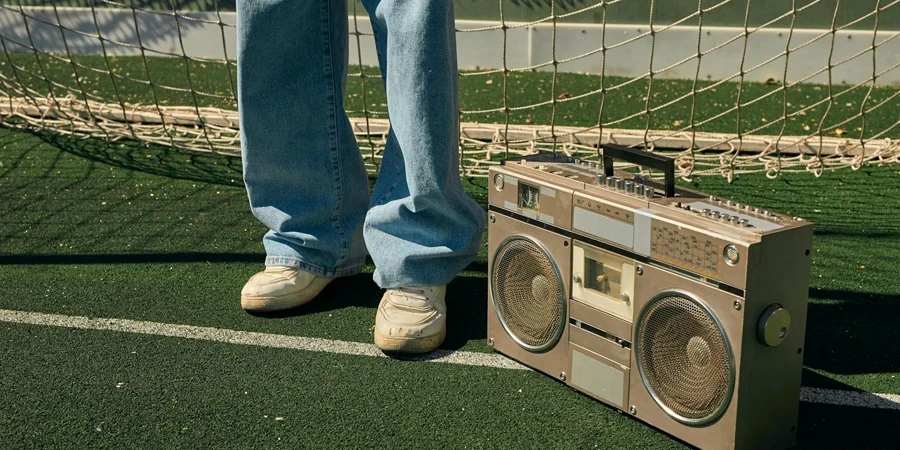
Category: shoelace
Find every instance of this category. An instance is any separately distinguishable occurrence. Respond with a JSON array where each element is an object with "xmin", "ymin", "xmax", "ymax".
[{"xmin": 386, "ymin": 288, "xmax": 437, "ymax": 313}]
